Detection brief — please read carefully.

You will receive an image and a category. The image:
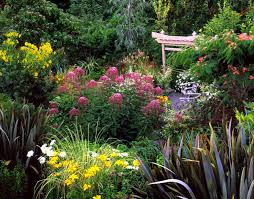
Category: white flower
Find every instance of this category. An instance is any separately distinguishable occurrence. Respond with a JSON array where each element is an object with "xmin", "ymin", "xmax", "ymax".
[
  {"xmin": 212, "ymin": 35, "xmax": 218, "ymax": 40},
  {"xmin": 88, "ymin": 151, "xmax": 98, "ymax": 158},
  {"xmin": 40, "ymin": 144, "xmax": 48, "ymax": 154},
  {"xmin": 45, "ymin": 147, "xmax": 54, "ymax": 157},
  {"xmin": 192, "ymin": 31, "xmax": 197, "ymax": 36},
  {"xmin": 112, "ymin": 148, "xmax": 120, "ymax": 152},
  {"xmin": 50, "ymin": 140, "xmax": 56, "ymax": 146},
  {"xmin": 59, "ymin": 151, "xmax": 66, "ymax": 158},
  {"xmin": 38, "ymin": 156, "xmax": 46, "ymax": 164},
  {"xmin": 126, "ymin": 166, "xmax": 139, "ymax": 170},
  {"xmin": 118, "ymin": 152, "xmax": 128, "ymax": 157},
  {"xmin": 27, "ymin": 150, "xmax": 34, "ymax": 158}
]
